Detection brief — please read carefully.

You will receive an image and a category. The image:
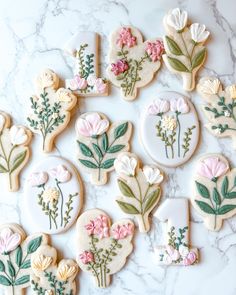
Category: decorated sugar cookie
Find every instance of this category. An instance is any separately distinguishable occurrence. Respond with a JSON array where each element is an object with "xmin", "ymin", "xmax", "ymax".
[
  {"xmin": 197, "ymin": 77, "xmax": 236, "ymax": 148},
  {"xmin": 0, "ymin": 111, "xmax": 32, "ymax": 192},
  {"xmin": 154, "ymin": 198, "xmax": 199, "ymax": 266},
  {"xmin": 31, "ymin": 245, "xmax": 79, "ymax": 295},
  {"xmin": 75, "ymin": 112, "xmax": 132, "ymax": 185},
  {"xmin": 0, "ymin": 223, "xmax": 48, "ymax": 295},
  {"xmin": 140, "ymin": 91, "xmax": 199, "ymax": 167},
  {"xmin": 76, "ymin": 209, "xmax": 134, "ymax": 288},
  {"xmin": 107, "ymin": 26, "xmax": 164, "ymax": 100},
  {"xmin": 114, "ymin": 152, "xmax": 163, "ymax": 233},
  {"xmin": 163, "ymin": 8, "xmax": 210, "ymax": 91},
  {"xmin": 192, "ymin": 154, "xmax": 236, "ymax": 231},
  {"xmin": 64, "ymin": 31, "xmax": 108, "ymax": 96},
  {"xmin": 25, "ymin": 156, "xmax": 83, "ymax": 234},
  {"xmin": 27, "ymin": 69, "xmax": 77, "ymax": 153}
]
